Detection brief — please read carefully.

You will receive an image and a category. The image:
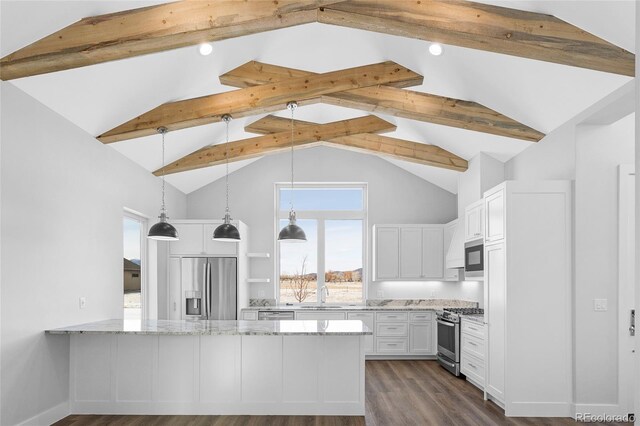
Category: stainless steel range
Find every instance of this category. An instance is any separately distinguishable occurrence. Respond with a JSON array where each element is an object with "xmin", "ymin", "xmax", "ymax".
[{"xmin": 436, "ymin": 307, "xmax": 484, "ymax": 376}]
